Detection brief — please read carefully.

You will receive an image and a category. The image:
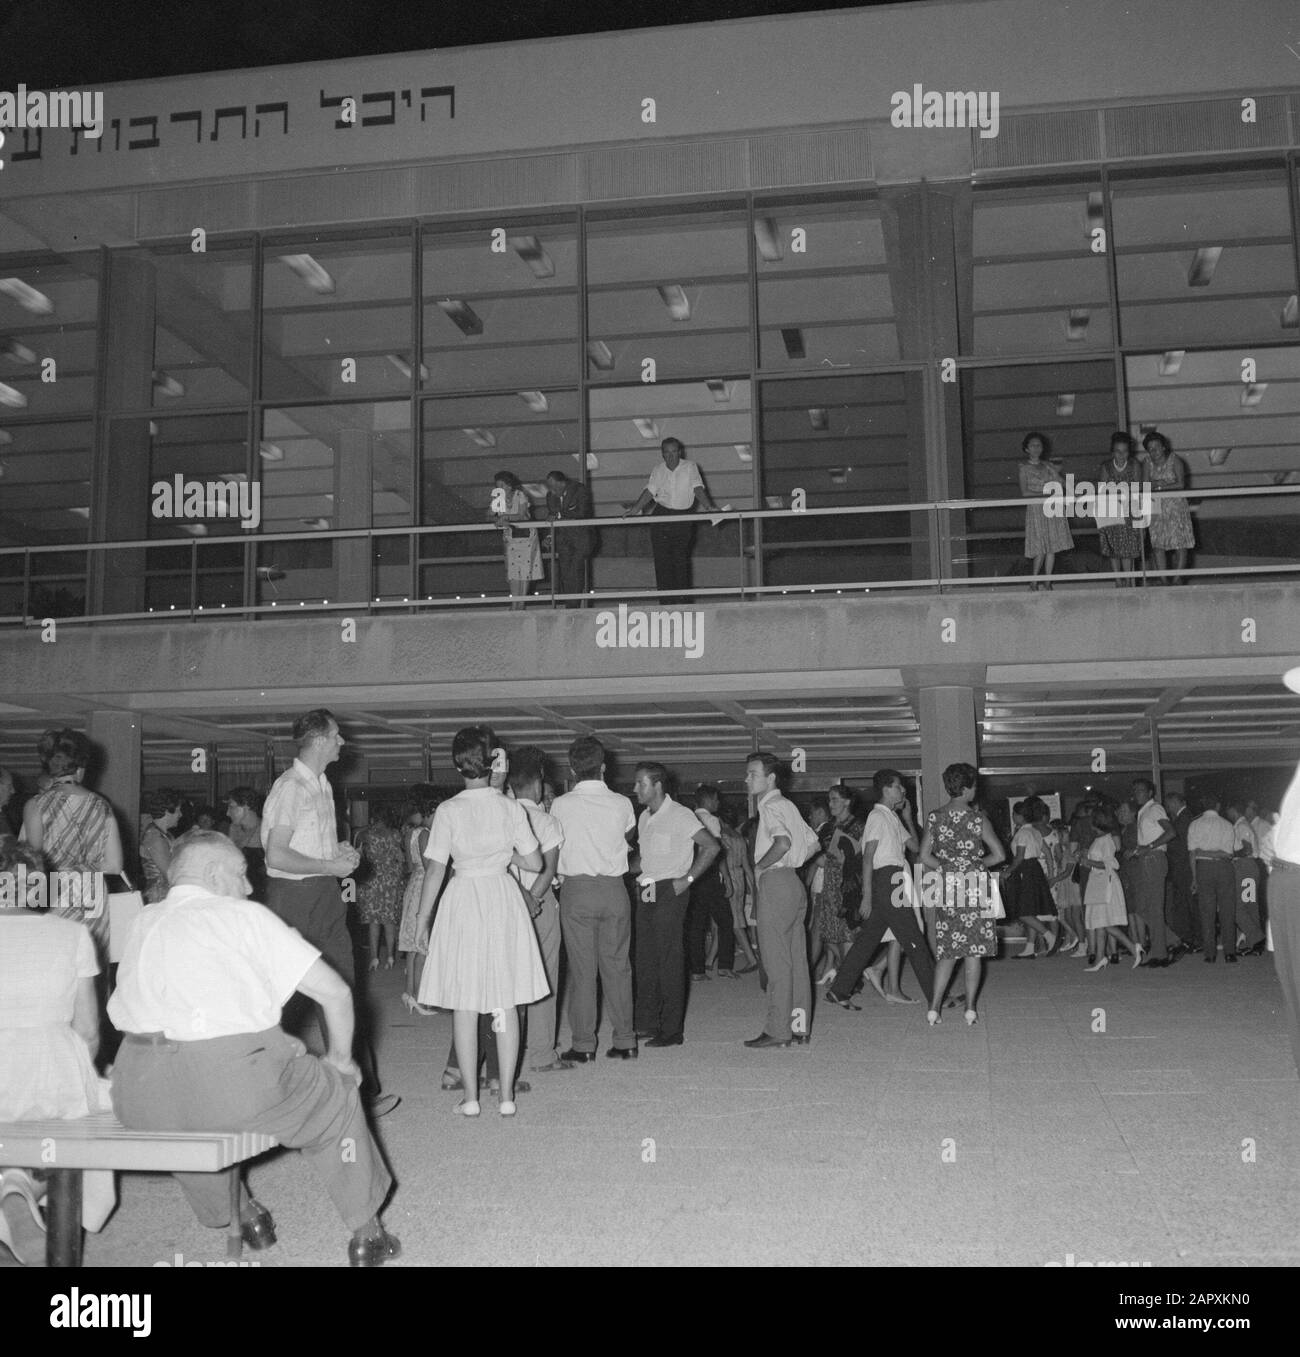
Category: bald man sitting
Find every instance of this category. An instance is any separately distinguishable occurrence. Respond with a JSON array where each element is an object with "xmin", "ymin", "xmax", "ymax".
[{"xmin": 108, "ymin": 831, "xmax": 400, "ymax": 1266}]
